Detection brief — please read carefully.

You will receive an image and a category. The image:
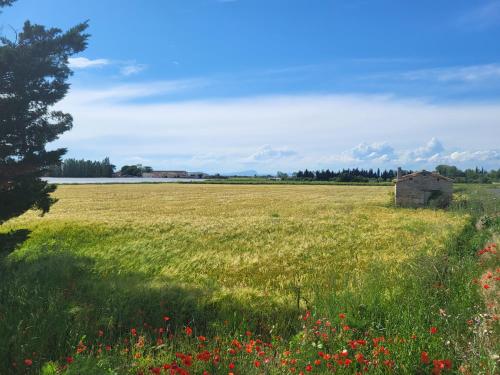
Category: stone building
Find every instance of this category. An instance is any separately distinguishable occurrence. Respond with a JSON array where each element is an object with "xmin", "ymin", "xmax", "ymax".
[{"xmin": 395, "ymin": 168, "xmax": 453, "ymax": 207}]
